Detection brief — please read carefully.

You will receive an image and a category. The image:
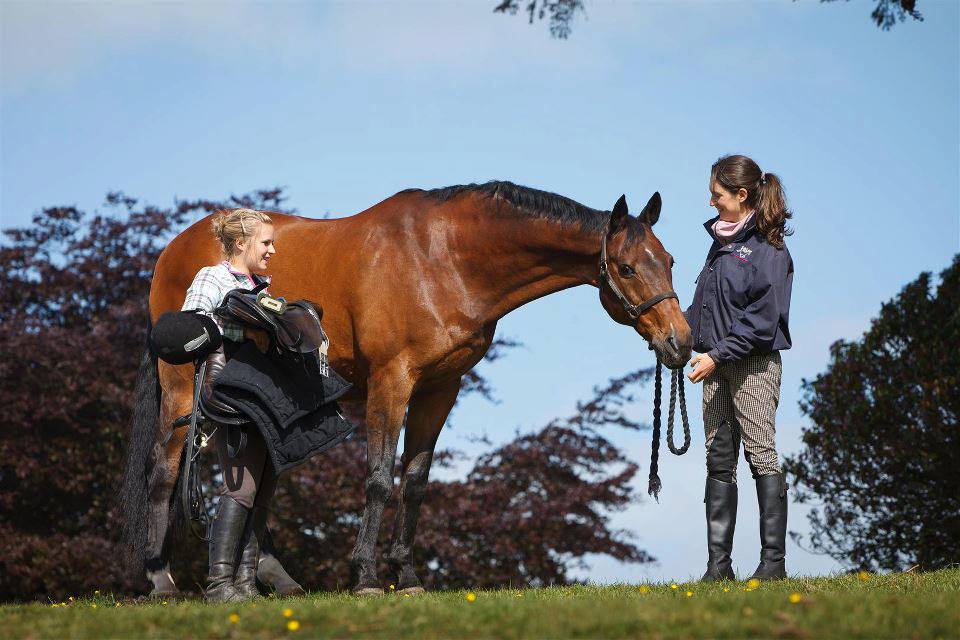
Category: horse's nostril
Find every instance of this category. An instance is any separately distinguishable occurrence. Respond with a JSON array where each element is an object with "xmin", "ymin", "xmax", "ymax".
[{"xmin": 667, "ymin": 336, "xmax": 679, "ymax": 353}]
